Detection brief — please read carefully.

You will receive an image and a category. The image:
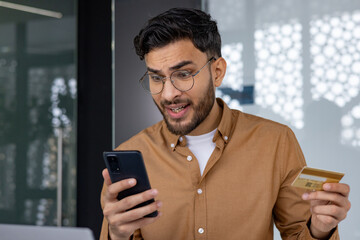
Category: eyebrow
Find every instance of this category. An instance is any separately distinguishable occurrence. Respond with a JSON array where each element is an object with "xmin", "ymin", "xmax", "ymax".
[{"xmin": 147, "ymin": 60, "xmax": 194, "ymax": 73}]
